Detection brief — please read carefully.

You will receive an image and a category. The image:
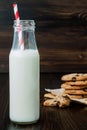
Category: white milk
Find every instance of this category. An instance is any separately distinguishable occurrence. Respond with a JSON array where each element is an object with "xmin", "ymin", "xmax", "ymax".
[{"xmin": 9, "ymin": 49, "xmax": 40, "ymax": 124}]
